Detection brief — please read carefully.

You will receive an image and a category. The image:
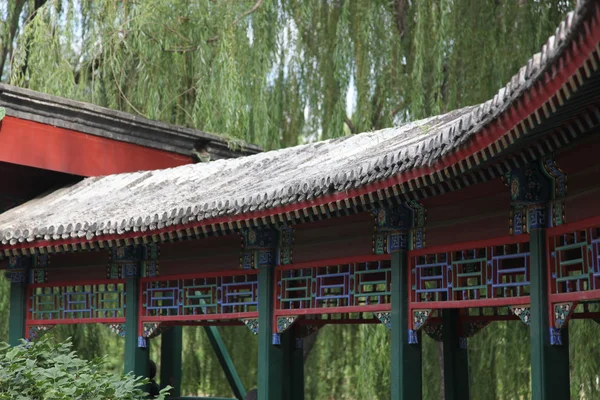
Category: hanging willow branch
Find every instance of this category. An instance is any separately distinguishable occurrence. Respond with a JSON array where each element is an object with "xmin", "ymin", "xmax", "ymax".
[{"xmin": 207, "ymin": 0, "xmax": 264, "ymax": 43}]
